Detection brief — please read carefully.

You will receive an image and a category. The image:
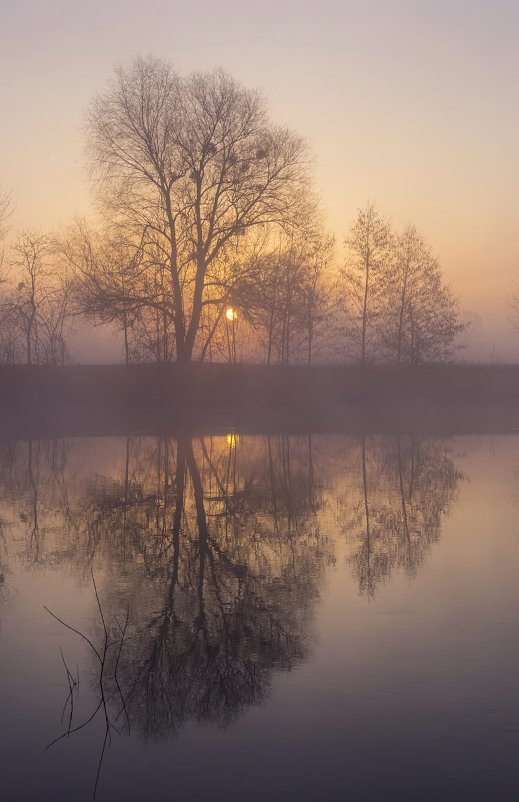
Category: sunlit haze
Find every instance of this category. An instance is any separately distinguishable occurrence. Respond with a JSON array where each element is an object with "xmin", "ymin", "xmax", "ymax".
[
  {"xmin": 3, "ymin": 7, "xmax": 519, "ymax": 798},
  {"xmin": 2, "ymin": 0, "xmax": 519, "ymax": 360}
]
